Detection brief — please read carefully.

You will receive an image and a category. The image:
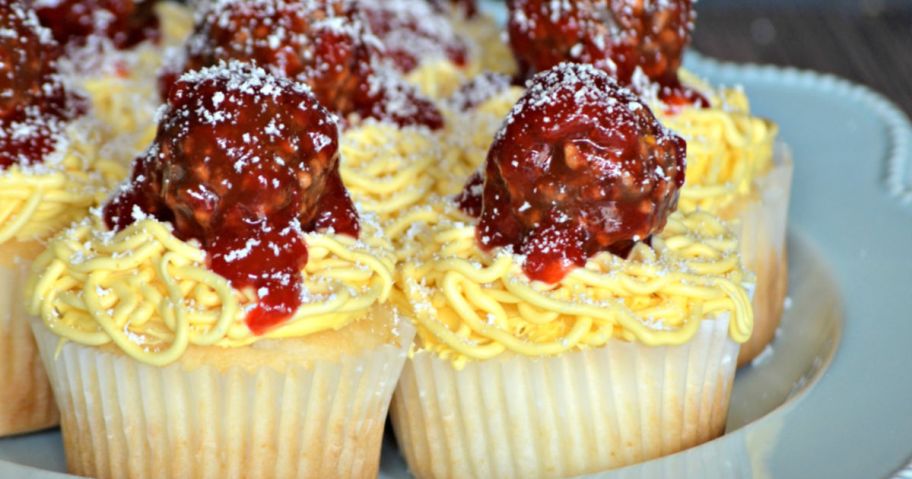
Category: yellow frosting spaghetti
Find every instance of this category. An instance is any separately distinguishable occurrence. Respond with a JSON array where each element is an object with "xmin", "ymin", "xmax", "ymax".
[
  {"xmin": 339, "ymin": 121, "xmax": 440, "ymax": 222},
  {"xmin": 404, "ymin": 13, "xmax": 517, "ymax": 99},
  {"xmin": 392, "ymin": 199, "xmax": 753, "ymax": 368},
  {"xmin": 657, "ymin": 70, "xmax": 778, "ymax": 214},
  {"xmin": 435, "ymin": 87, "xmax": 525, "ymax": 196},
  {"xmin": 27, "ymin": 215, "xmax": 396, "ymax": 366},
  {"xmin": 0, "ymin": 120, "xmax": 125, "ymax": 244},
  {"xmin": 452, "ymin": 14, "xmax": 518, "ymax": 78},
  {"xmin": 406, "ymin": 59, "xmax": 475, "ymax": 101}
]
